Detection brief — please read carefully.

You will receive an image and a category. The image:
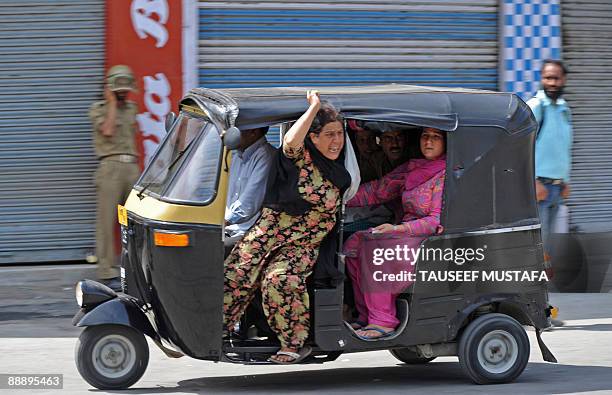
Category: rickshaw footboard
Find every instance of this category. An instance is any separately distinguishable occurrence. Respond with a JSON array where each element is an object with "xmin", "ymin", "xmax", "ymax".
[{"xmin": 221, "ymin": 343, "xmax": 341, "ymax": 364}]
